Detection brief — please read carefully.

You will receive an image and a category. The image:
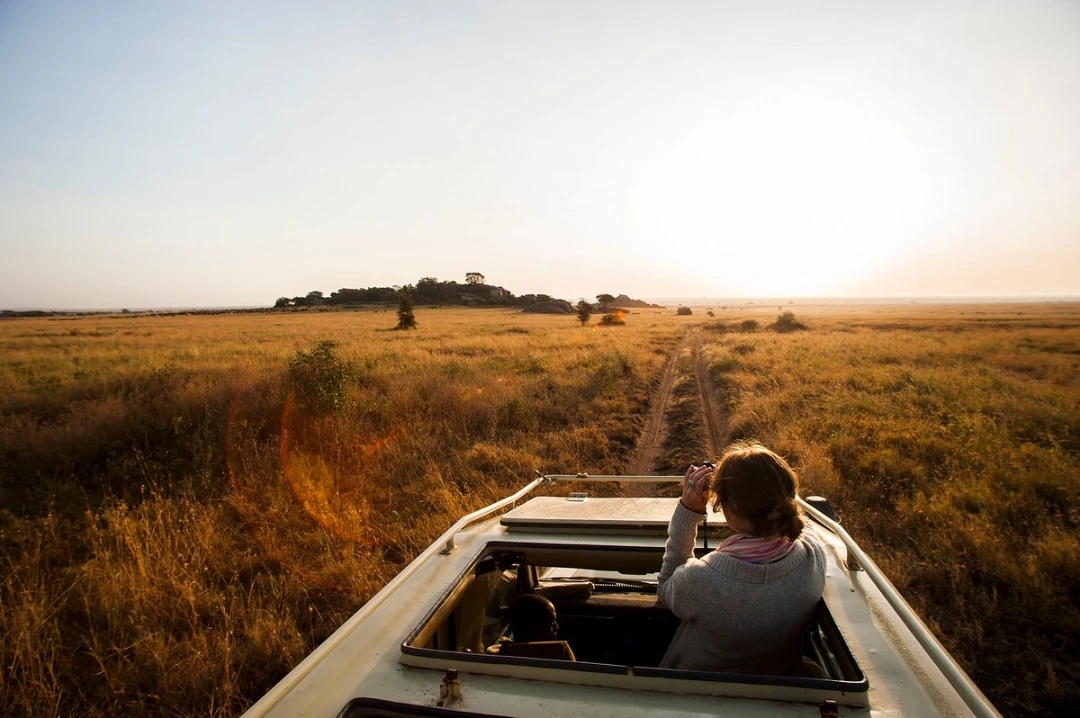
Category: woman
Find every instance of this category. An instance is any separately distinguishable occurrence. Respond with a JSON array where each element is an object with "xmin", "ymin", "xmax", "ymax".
[{"xmin": 657, "ymin": 441, "xmax": 826, "ymax": 675}]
